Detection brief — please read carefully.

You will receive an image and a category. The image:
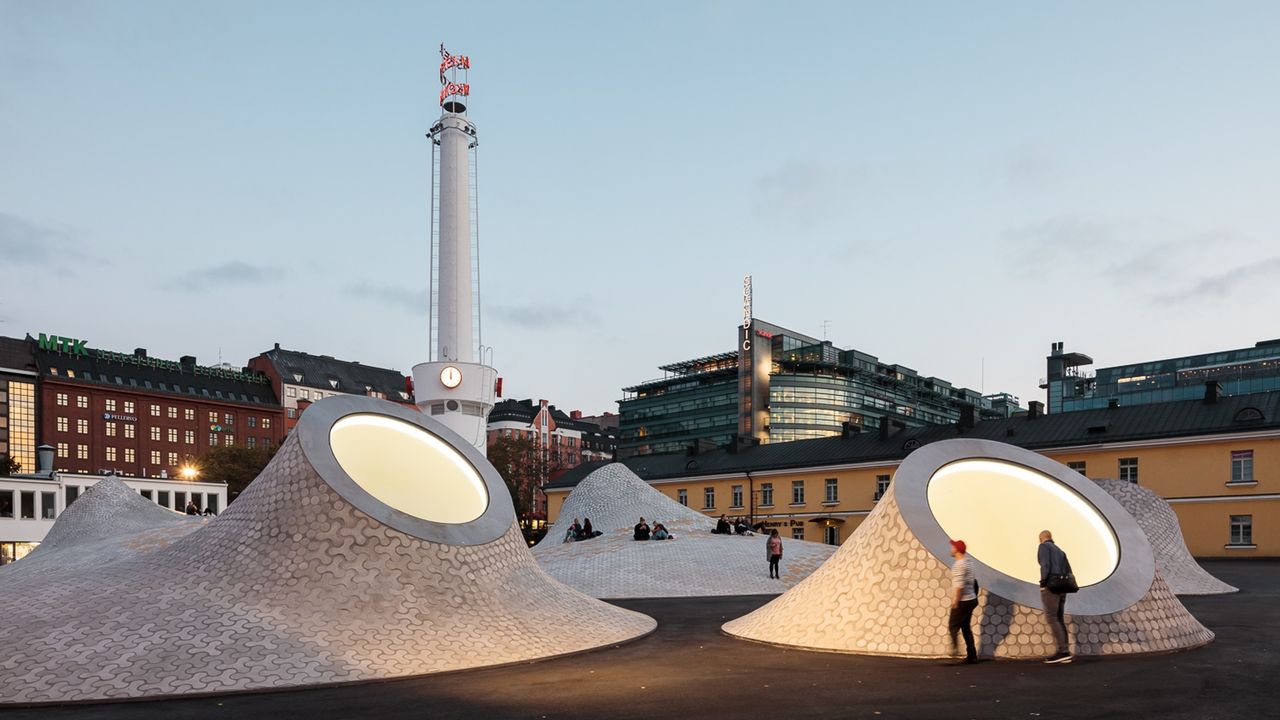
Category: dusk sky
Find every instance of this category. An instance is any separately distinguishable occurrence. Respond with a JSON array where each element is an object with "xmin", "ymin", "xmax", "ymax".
[{"xmin": 3, "ymin": 1, "xmax": 1278, "ymax": 415}]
